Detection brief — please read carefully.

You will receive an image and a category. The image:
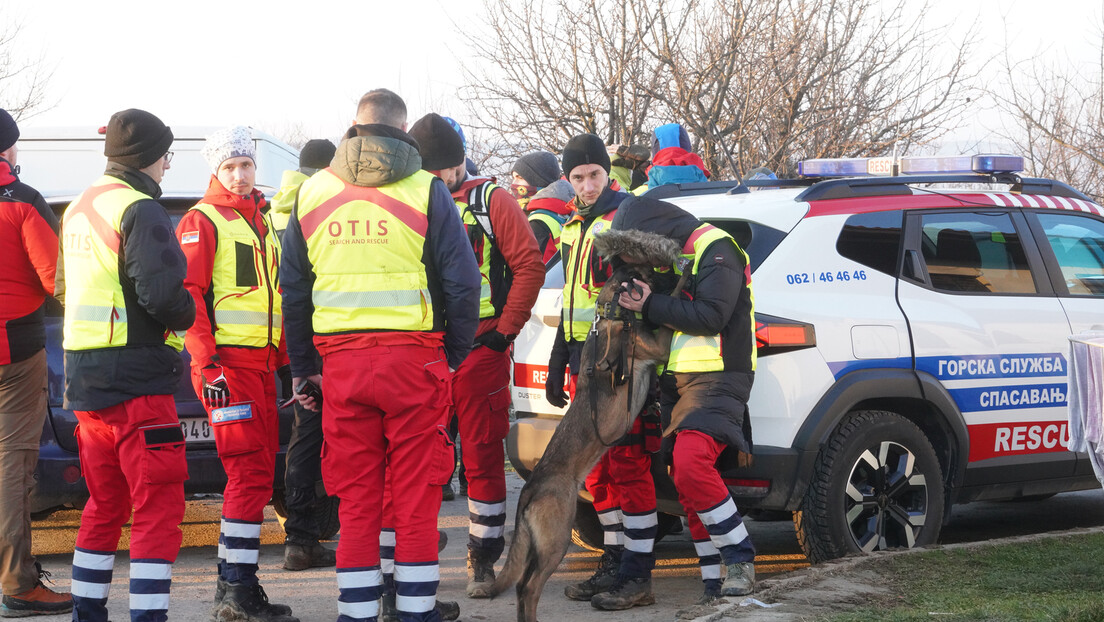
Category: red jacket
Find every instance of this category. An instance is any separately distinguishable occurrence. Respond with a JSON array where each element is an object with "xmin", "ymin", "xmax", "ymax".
[
  {"xmin": 0, "ymin": 158, "xmax": 58, "ymax": 365},
  {"xmin": 176, "ymin": 176, "xmax": 286, "ymax": 372},
  {"xmin": 453, "ymin": 176, "xmax": 544, "ymax": 339}
]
